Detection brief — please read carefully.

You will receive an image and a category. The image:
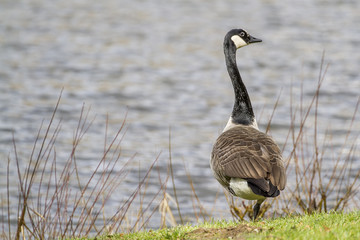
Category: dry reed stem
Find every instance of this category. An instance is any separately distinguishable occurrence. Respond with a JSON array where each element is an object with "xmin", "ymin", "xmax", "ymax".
[{"xmin": 168, "ymin": 127, "xmax": 183, "ymax": 225}]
